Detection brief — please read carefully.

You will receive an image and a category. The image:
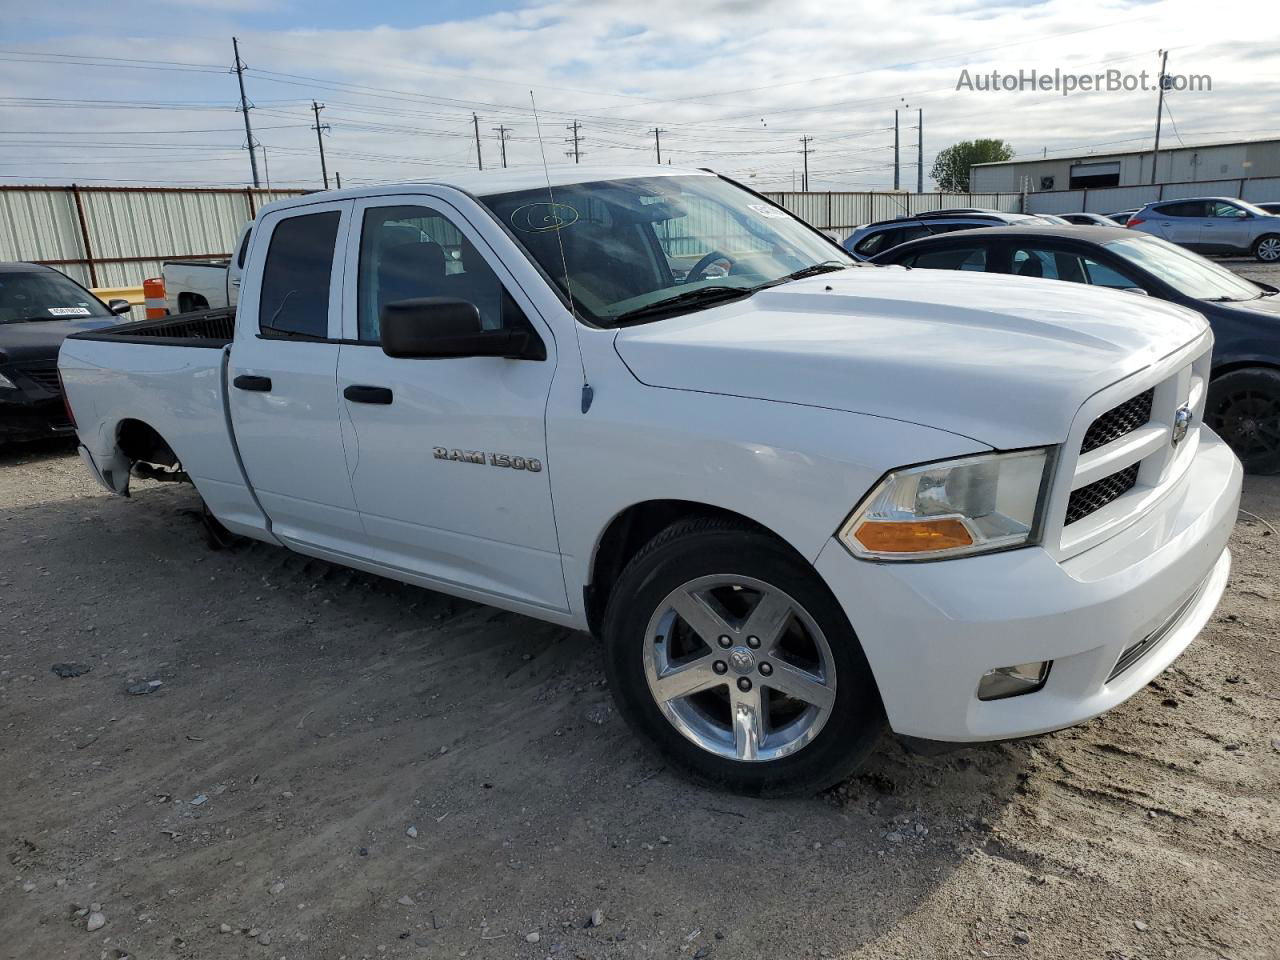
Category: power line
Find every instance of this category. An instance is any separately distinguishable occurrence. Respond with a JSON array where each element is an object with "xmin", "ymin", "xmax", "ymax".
[
  {"xmin": 799, "ymin": 136, "xmax": 814, "ymax": 191},
  {"xmin": 650, "ymin": 127, "xmax": 666, "ymax": 164},
  {"xmin": 565, "ymin": 120, "xmax": 583, "ymax": 163},
  {"xmin": 311, "ymin": 100, "xmax": 330, "ymax": 189},
  {"xmin": 231, "ymin": 37, "xmax": 259, "ymax": 188}
]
